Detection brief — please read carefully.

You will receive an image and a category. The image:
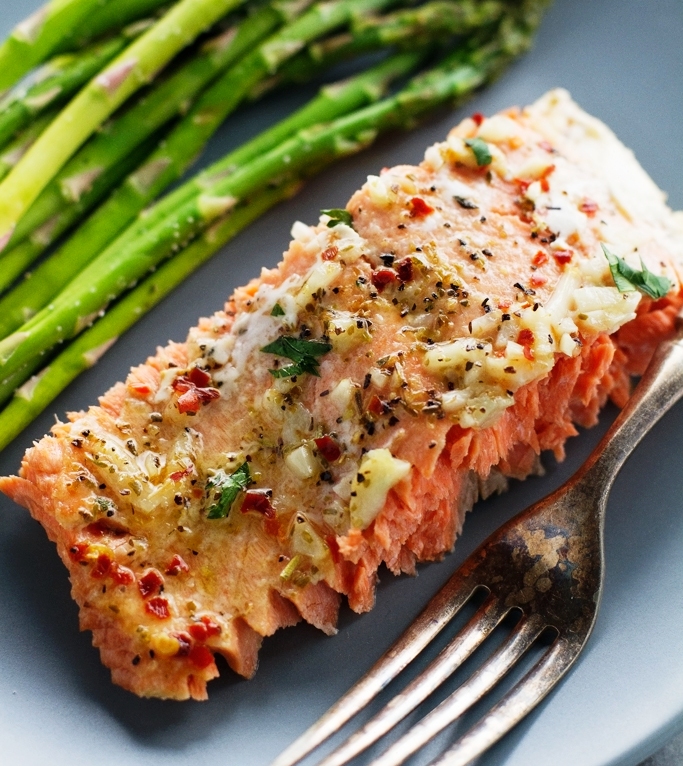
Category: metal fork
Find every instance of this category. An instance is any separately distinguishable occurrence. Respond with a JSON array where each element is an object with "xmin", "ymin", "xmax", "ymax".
[{"xmin": 270, "ymin": 313, "xmax": 683, "ymax": 766}]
